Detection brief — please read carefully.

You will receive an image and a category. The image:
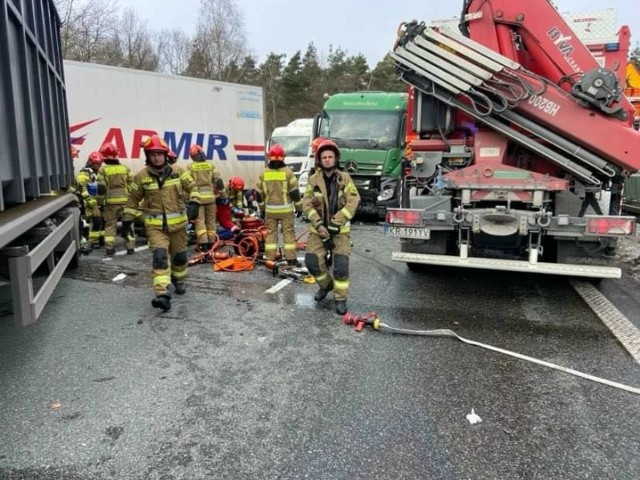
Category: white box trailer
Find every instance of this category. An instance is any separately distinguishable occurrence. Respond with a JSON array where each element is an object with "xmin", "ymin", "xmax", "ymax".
[{"xmin": 64, "ymin": 60, "xmax": 266, "ymax": 187}]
